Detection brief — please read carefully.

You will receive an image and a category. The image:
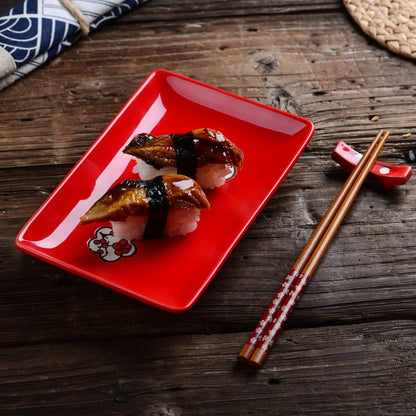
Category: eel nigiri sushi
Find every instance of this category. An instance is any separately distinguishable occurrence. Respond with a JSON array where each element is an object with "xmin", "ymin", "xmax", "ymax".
[
  {"xmin": 123, "ymin": 128, "xmax": 243, "ymax": 189},
  {"xmin": 80, "ymin": 174, "xmax": 209, "ymax": 240}
]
